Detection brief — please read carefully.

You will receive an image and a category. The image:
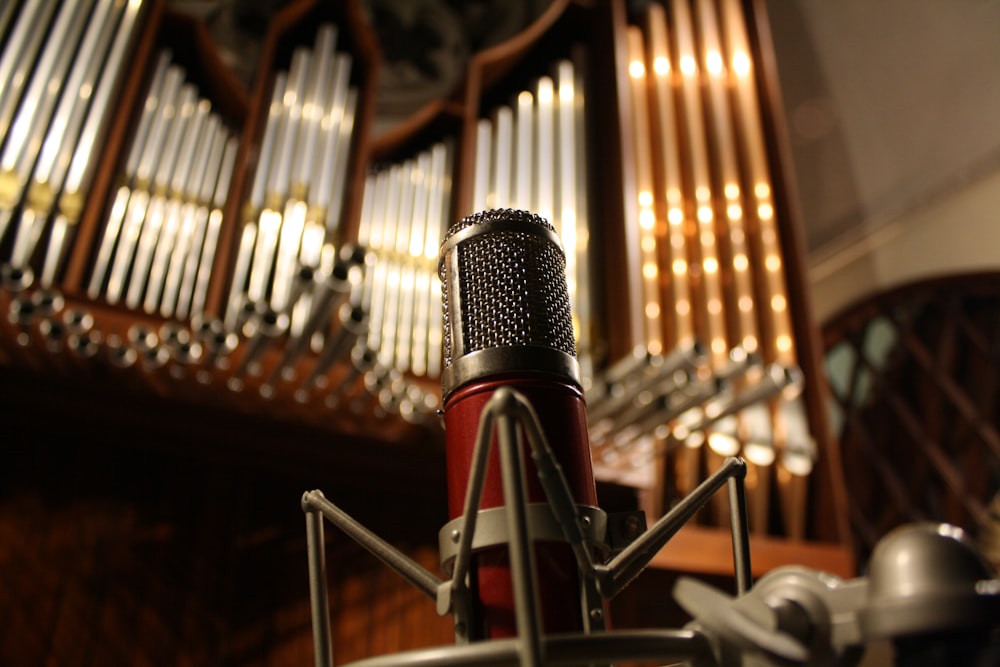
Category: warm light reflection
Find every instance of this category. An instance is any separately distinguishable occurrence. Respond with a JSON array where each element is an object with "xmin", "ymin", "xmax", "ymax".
[
  {"xmin": 303, "ymin": 222, "xmax": 325, "ymax": 257},
  {"xmin": 744, "ymin": 441, "xmax": 775, "ymax": 466},
  {"xmin": 732, "ymin": 51, "xmax": 751, "ymax": 77},
  {"xmin": 639, "ymin": 208, "xmax": 655, "ymax": 229},
  {"xmin": 630, "ymin": 60, "xmax": 646, "ymax": 78},
  {"xmin": 708, "ymin": 431, "xmax": 740, "ymax": 456},
  {"xmin": 537, "ymin": 80, "xmax": 553, "ymax": 104},
  {"xmin": 680, "ymin": 54, "xmax": 697, "ymax": 76},
  {"xmin": 684, "ymin": 430, "xmax": 705, "ymax": 449},
  {"xmin": 782, "ymin": 446, "xmax": 815, "ymax": 476},
  {"xmin": 706, "ymin": 50, "xmax": 724, "ymax": 76},
  {"xmin": 779, "ymin": 398, "xmax": 816, "ymax": 476}
]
